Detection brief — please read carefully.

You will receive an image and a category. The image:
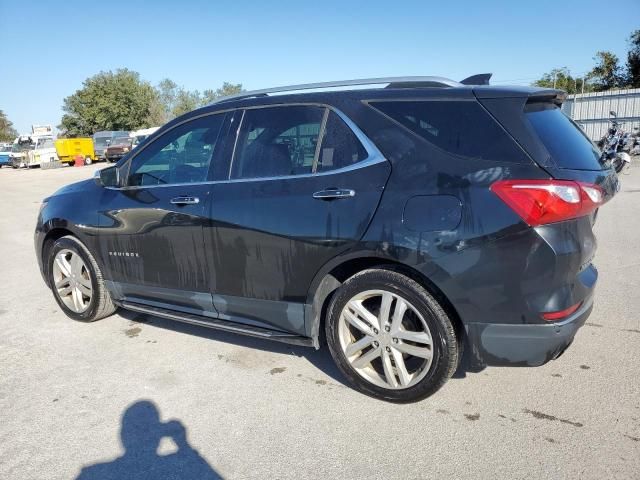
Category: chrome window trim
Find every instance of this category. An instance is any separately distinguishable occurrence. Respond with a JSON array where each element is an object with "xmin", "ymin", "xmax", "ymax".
[
  {"xmin": 113, "ymin": 102, "xmax": 386, "ymax": 190},
  {"xmin": 227, "ymin": 109, "xmax": 245, "ymax": 180}
]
